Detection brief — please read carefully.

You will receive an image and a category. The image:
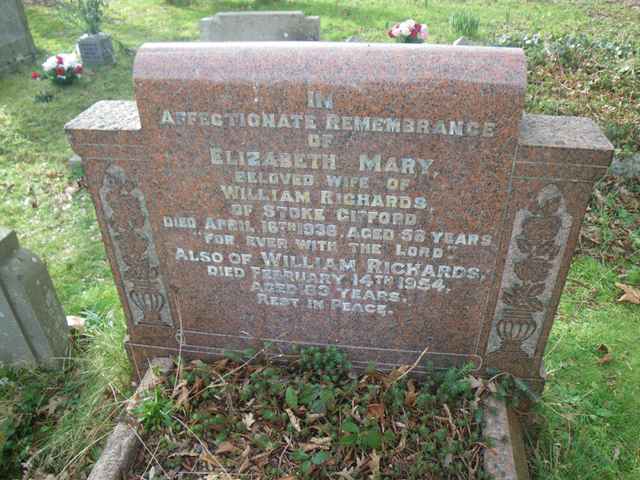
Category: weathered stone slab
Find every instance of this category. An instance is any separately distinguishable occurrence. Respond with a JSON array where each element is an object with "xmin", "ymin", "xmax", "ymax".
[
  {"xmin": 0, "ymin": 227, "xmax": 69, "ymax": 366},
  {"xmin": 65, "ymin": 43, "xmax": 612, "ymax": 390},
  {"xmin": 0, "ymin": 0, "xmax": 36, "ymax": 74},
  {"xmin": 87, "ymin": 357, "xmax": 172, "ymax": 480},
  {"xmin": 200, "ymin": 11, "xmax": 320, "ymax": 42},
  {"xmin": 483, "ymin": 396, "xmax": 530, "ymax": 479}
]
